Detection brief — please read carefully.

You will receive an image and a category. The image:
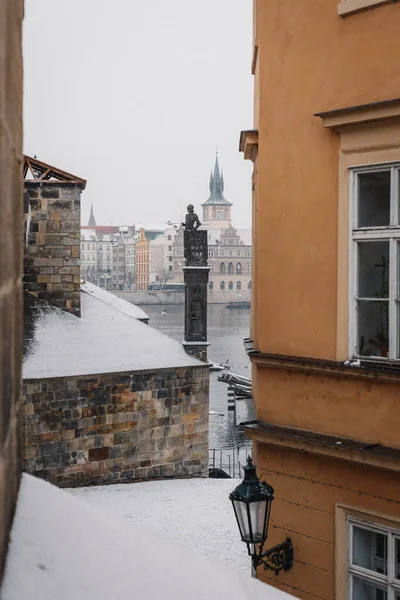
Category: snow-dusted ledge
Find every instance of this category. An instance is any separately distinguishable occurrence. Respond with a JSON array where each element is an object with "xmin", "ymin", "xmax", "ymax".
[{"xmin": 1, "ymin": 475, "xmax": 293, "ymax": 600}]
